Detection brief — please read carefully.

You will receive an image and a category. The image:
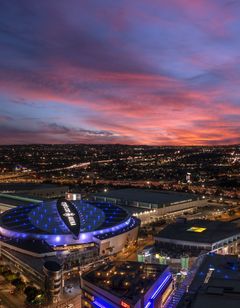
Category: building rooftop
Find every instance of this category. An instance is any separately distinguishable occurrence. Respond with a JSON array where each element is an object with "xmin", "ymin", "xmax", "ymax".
[
  {"xmin": 0, "ymin": 194, "xmax": 41, "ymax": 206},
  {"xmin": 44, "ymin": 260, "xmax": 61, "ymax": 272},
  {"xmin": 1, "ymin": 238, "xmax": 54, "ymax": 254},
  {"xmin": 0, "ymin": 184, "xmax": 69, "ymax": 201},
  {"xmin": 178, "ymin": 254, "xmax": 240, "ymax": 308},
  {"xmin": 0, "ymin": 245, "xmax": 59, "ymax": 277},
  {"xmin": 0, "ymin": 200, "xmax": 130, "ymax": 235},
  {"xmin": 94, "ymin": 217, "xmax": 140, "ymax": 240},
  {"xmin": 154, "ymin": 243, "xmax": 207, "ymax": 259},
  {"xmin": 82, "ymin": 261, "xmax": 169, "ymax": 305},
  {"xmin": 155, "ymin": 219, "xmax": 240, "ymax": 244},
  {"xmin": 94, "ymin": 188, "xmax": 197, "ymax": 206}
]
